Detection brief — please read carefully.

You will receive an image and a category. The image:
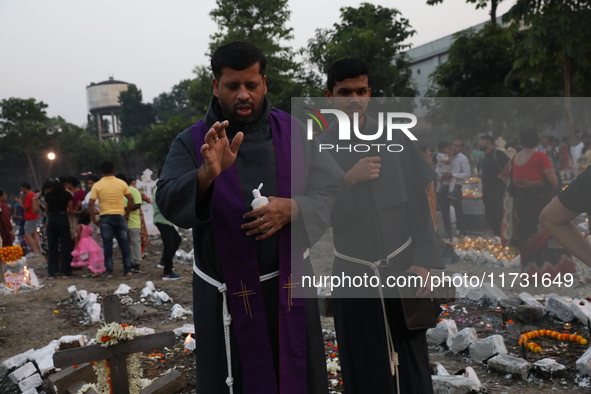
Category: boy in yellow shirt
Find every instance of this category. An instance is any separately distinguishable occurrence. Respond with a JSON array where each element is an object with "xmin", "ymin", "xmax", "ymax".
[{"xmin": 88, "ymin": 161, "xmax": 134, "ymax": 277}]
